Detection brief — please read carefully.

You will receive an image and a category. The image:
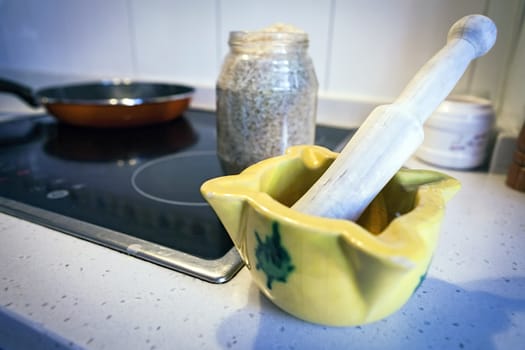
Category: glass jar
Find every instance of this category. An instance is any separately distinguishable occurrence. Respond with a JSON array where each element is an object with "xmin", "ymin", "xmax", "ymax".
[{"xmin": 216, "ymin": 29, "xmax": 318, "ymax": 174}]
